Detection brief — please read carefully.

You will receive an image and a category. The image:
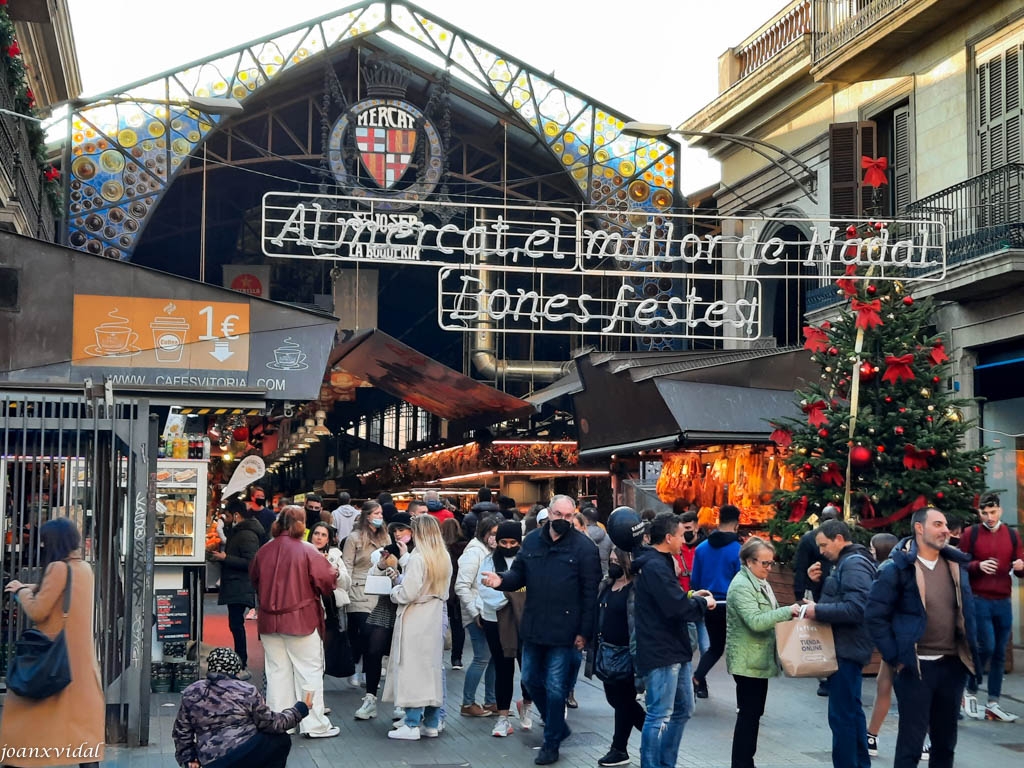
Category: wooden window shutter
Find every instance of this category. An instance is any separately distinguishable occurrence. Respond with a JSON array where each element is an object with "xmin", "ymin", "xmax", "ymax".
[
  {"xmin": 829, "ymin": 121, "xmax": 877, "ymax": 221},
  {"xmin": 977, "ymin": 42, "xmax": 1024, "ymax": 172},
  {"xmin": 892, "ymin": 105, "xmax": 913, "ymax": 215}
]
